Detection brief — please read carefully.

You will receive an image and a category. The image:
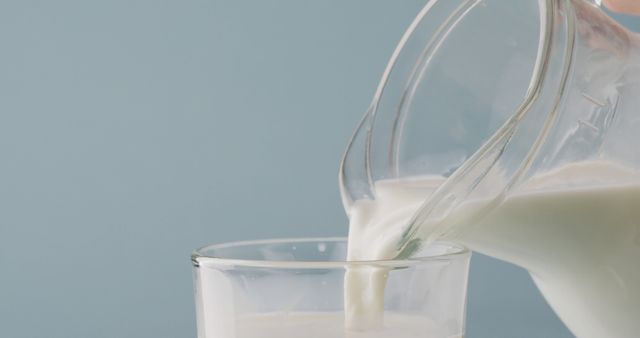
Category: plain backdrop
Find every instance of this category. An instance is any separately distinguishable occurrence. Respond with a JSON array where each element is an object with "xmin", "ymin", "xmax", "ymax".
[{"xmin": 1, "ymin": 1, "xmax": 638, "ymax": 337}]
